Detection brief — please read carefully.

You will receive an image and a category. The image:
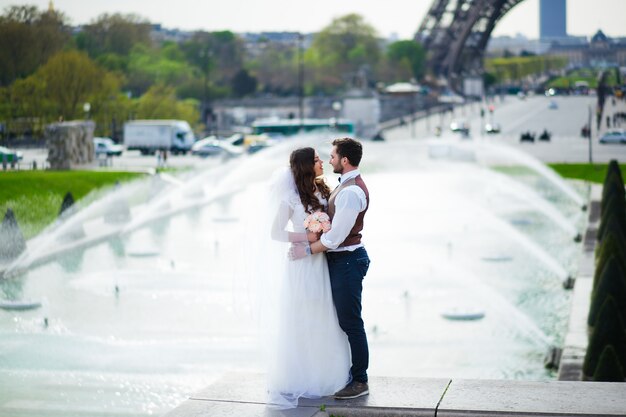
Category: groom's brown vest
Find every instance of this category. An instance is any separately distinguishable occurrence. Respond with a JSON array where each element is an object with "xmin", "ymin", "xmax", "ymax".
[{"xmin": 327, "ymin": 175, "xmax": 369, "ymax": 247}]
